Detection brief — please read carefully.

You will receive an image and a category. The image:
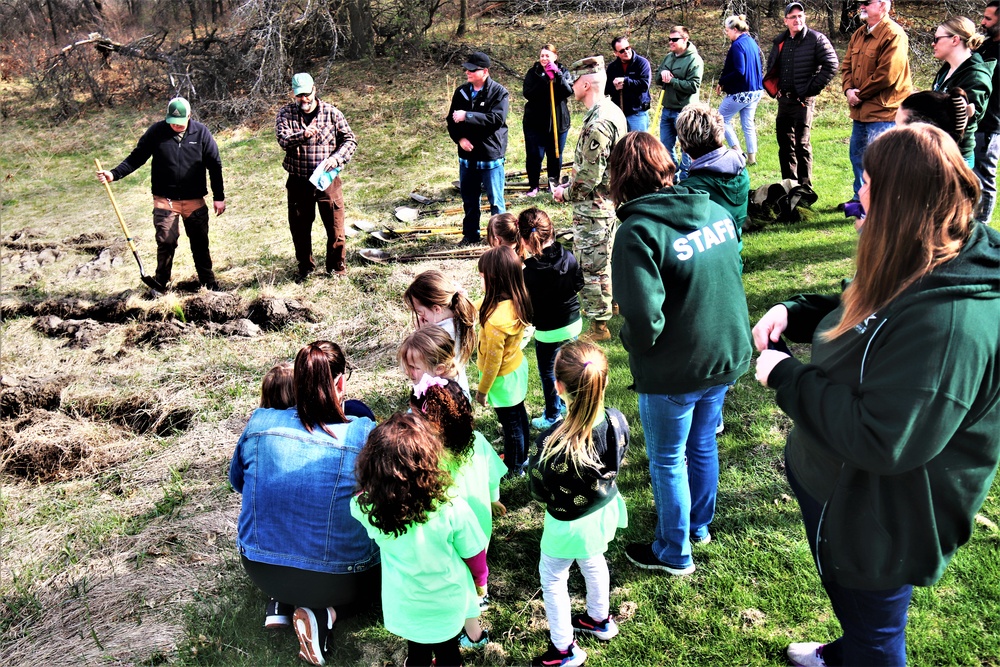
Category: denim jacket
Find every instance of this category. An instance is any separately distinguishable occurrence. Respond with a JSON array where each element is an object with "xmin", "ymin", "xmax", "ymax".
[{"xmin": 229, "ymin": 407, "xmax": 379, "ymax": 574}]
